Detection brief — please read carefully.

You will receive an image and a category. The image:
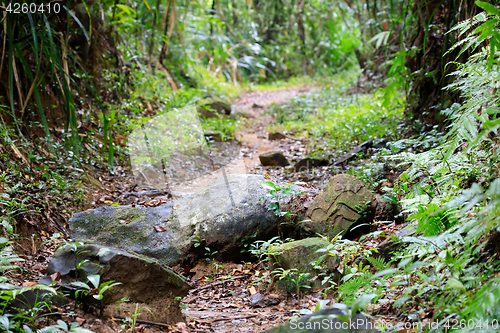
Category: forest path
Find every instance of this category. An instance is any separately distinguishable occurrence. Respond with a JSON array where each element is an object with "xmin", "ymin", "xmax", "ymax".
[
  {"xmin": 23, "ymin": 85, "xmax": 328, "ymax": 333},
  {"xmin": 179, "ymin": 85, "xmax": 324, "ymax": 333}
]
